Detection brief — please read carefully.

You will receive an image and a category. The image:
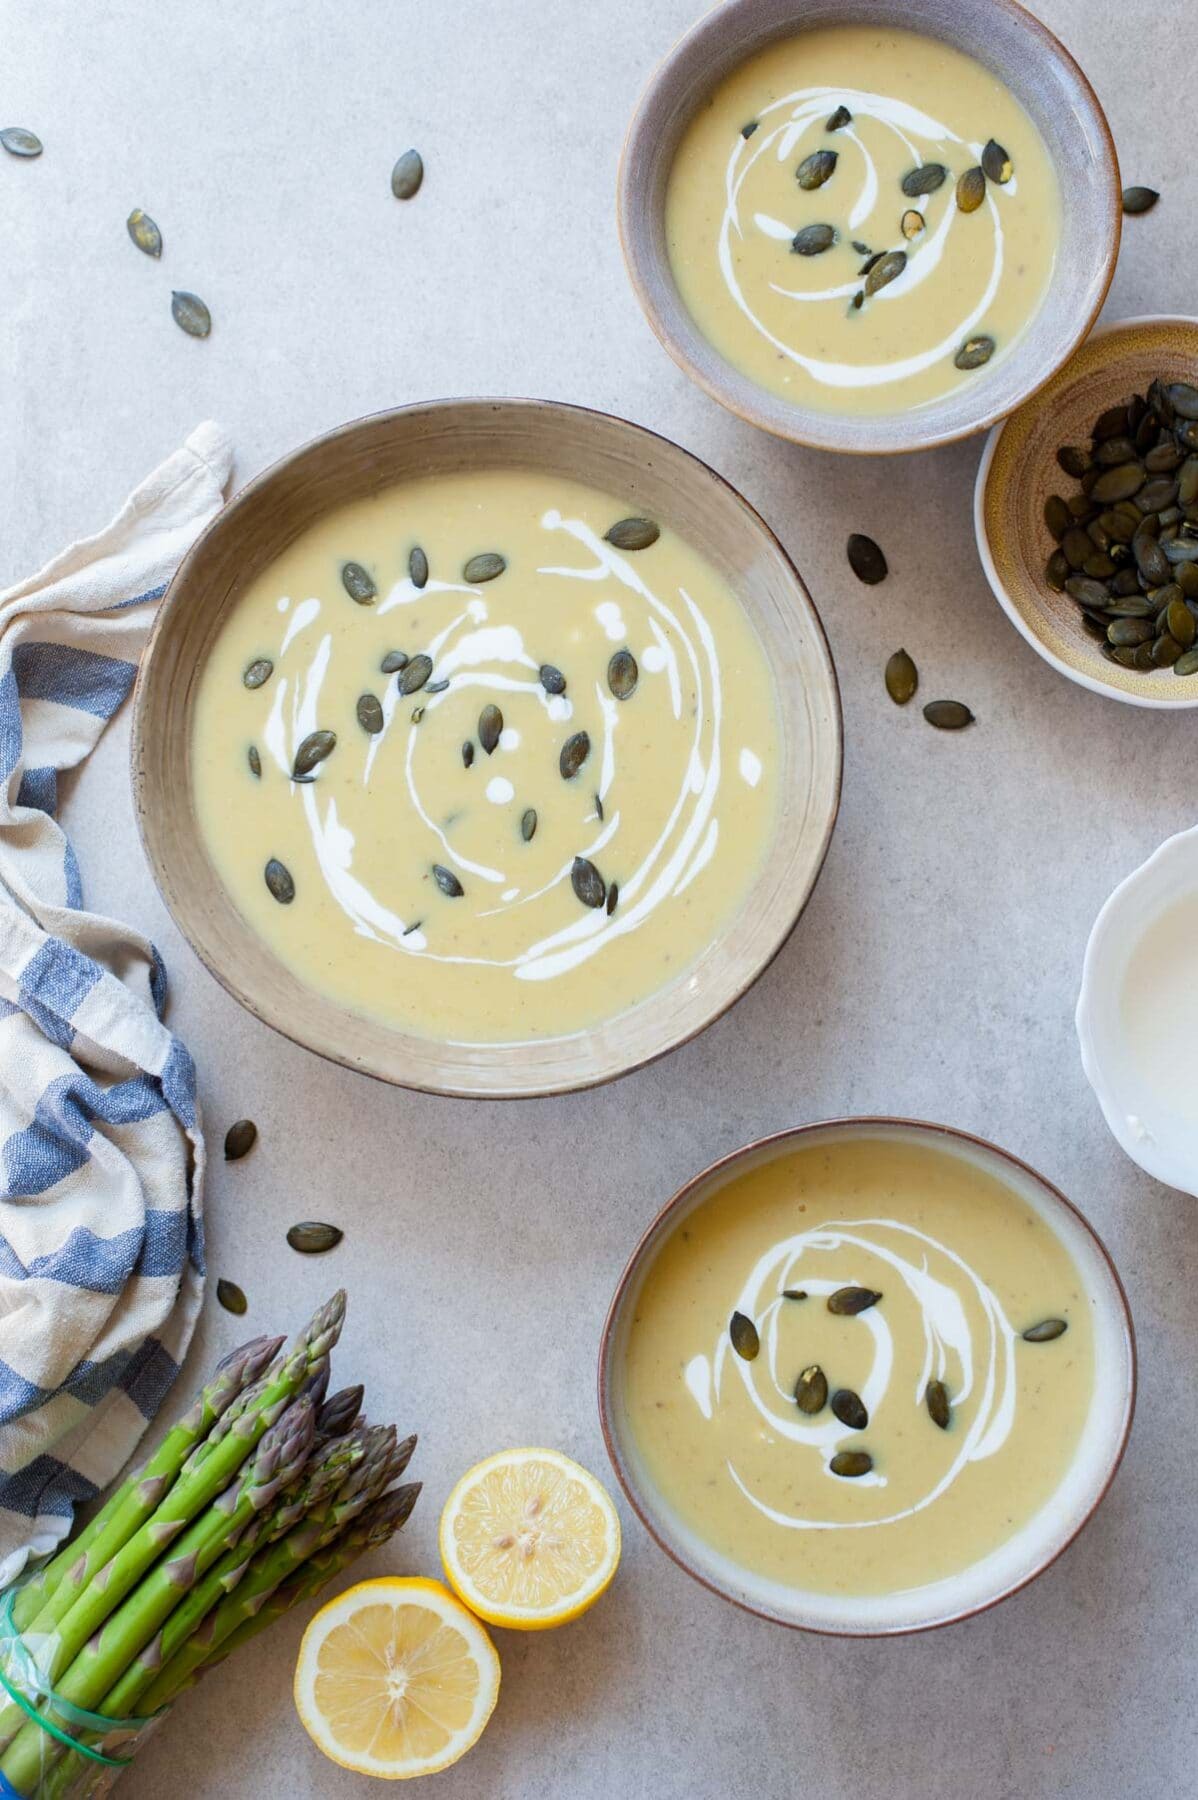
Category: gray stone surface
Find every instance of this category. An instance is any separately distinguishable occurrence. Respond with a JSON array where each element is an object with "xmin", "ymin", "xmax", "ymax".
[{"xmin": 2, "ymin": 2, "xmax": 1193, "ymax": 1794}]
